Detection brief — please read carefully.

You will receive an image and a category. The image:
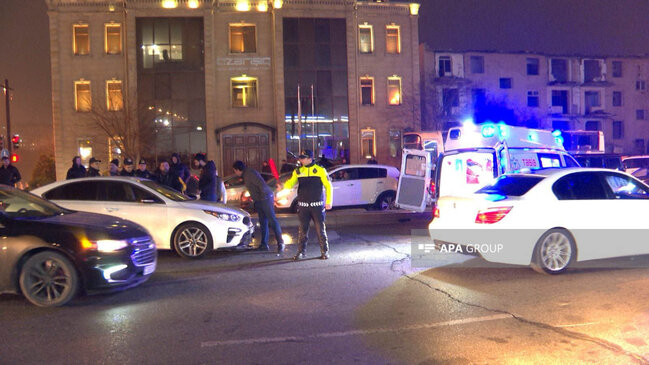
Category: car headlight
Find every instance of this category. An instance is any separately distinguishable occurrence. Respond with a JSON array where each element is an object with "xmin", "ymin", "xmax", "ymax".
[
  {"xmin": 243, "ymin": 191, "xmax": 250, "ymax": 198},
  {"xmin": 204, "ymin": 210, "xmax": 241, "ymax": 222},
  {"xmin": 81, "ymin": 239, "xmax": 129, "ymax": 252}
]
